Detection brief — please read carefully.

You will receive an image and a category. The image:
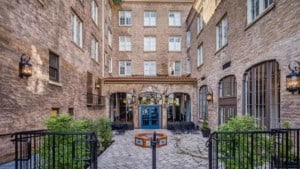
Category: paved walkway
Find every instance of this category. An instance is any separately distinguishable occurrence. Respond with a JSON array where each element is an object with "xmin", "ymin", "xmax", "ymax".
[{"xmin": 98, "ymin": 129, "xmax": 209, "ymax": 169}]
